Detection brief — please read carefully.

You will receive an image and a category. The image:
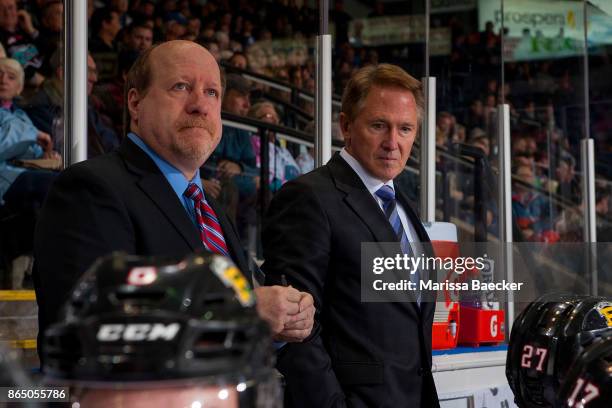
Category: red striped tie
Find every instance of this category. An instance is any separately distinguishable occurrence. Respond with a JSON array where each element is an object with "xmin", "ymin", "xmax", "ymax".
[{"xmin": 184, "ymin": 183, "xmax": 230, "ymax": 256}]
